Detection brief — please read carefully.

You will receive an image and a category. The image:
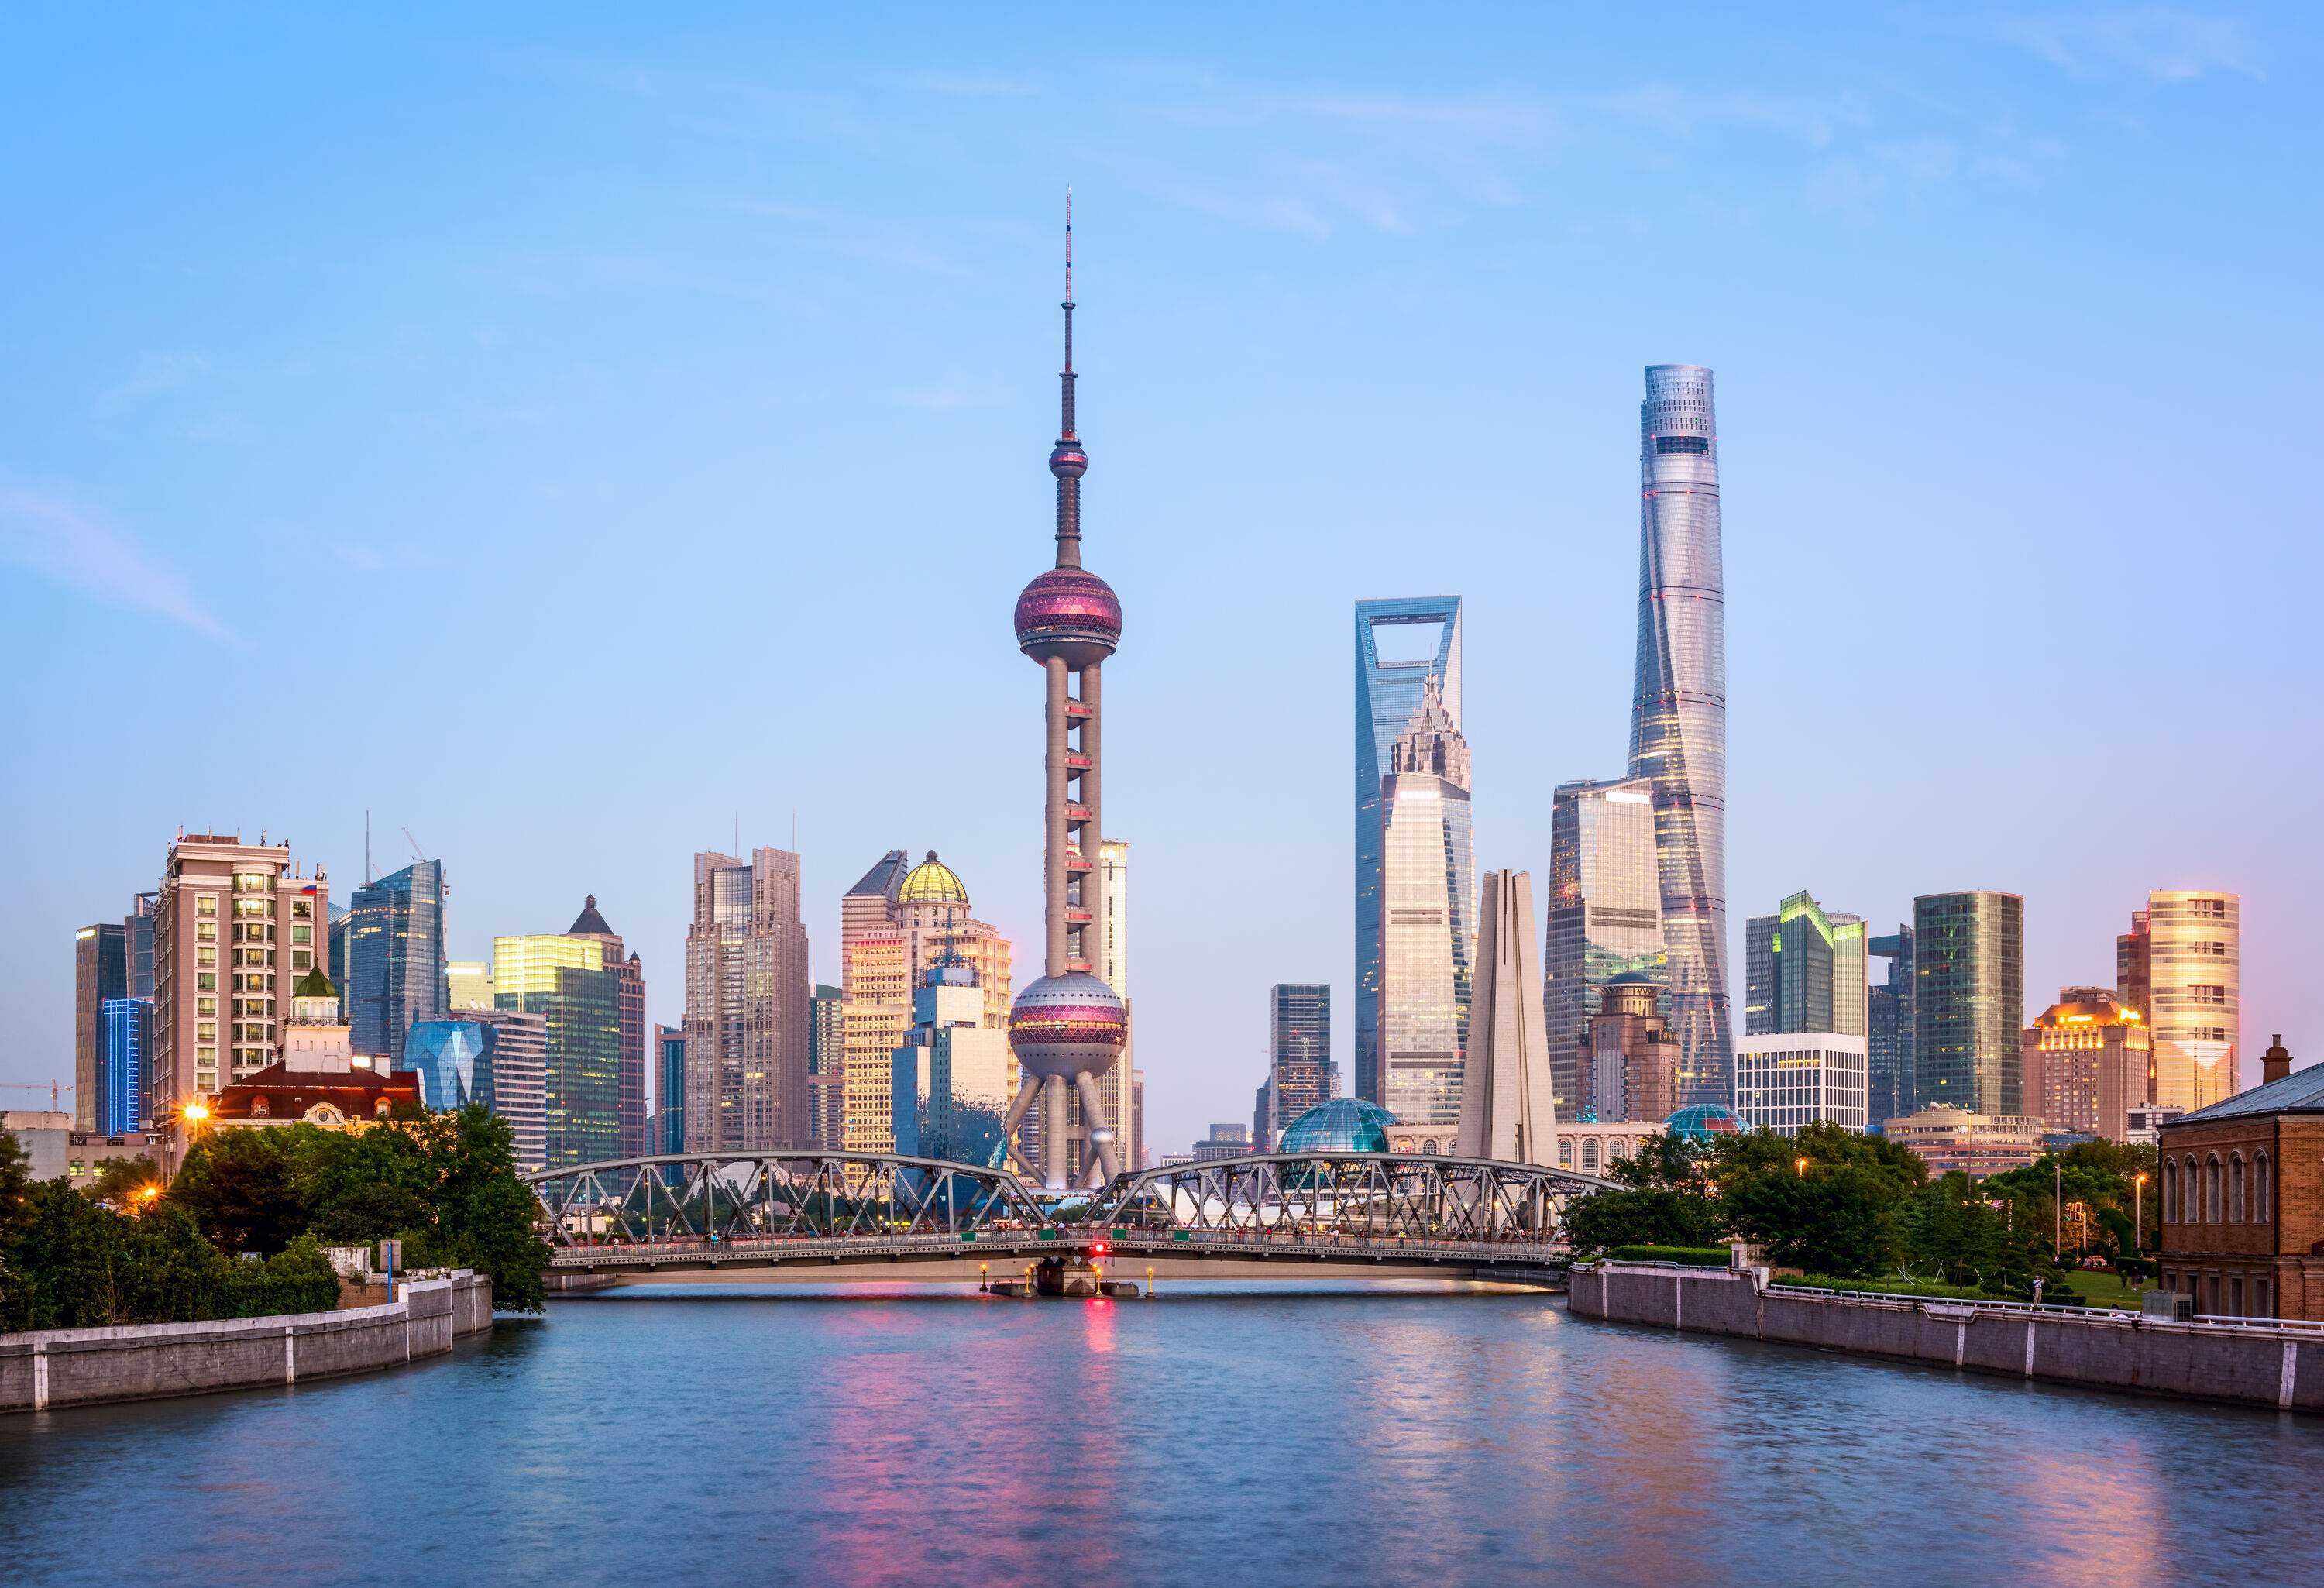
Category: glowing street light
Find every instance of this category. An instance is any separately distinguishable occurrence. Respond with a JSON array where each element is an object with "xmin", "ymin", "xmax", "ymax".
[
  {"xmin": 2134, "ymin": 1172, "xmax": 2148, "ymax": 1256},
  {"xmin": 1794, "ymin": 1156, "xmax": 1810, "ymax": 1177}
]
